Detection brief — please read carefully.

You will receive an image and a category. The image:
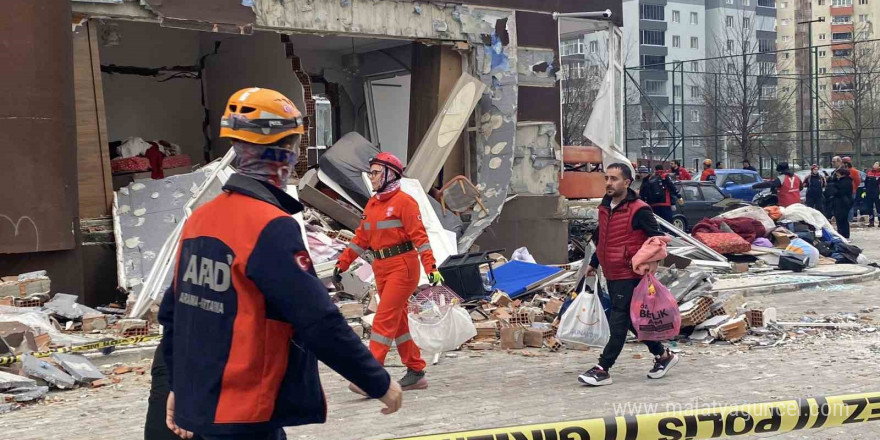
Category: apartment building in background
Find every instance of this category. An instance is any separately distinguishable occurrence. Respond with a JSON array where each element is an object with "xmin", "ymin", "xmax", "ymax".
[{"xmin": 558, "ymin": 0, "xmax": 778, "ymax": 168}]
